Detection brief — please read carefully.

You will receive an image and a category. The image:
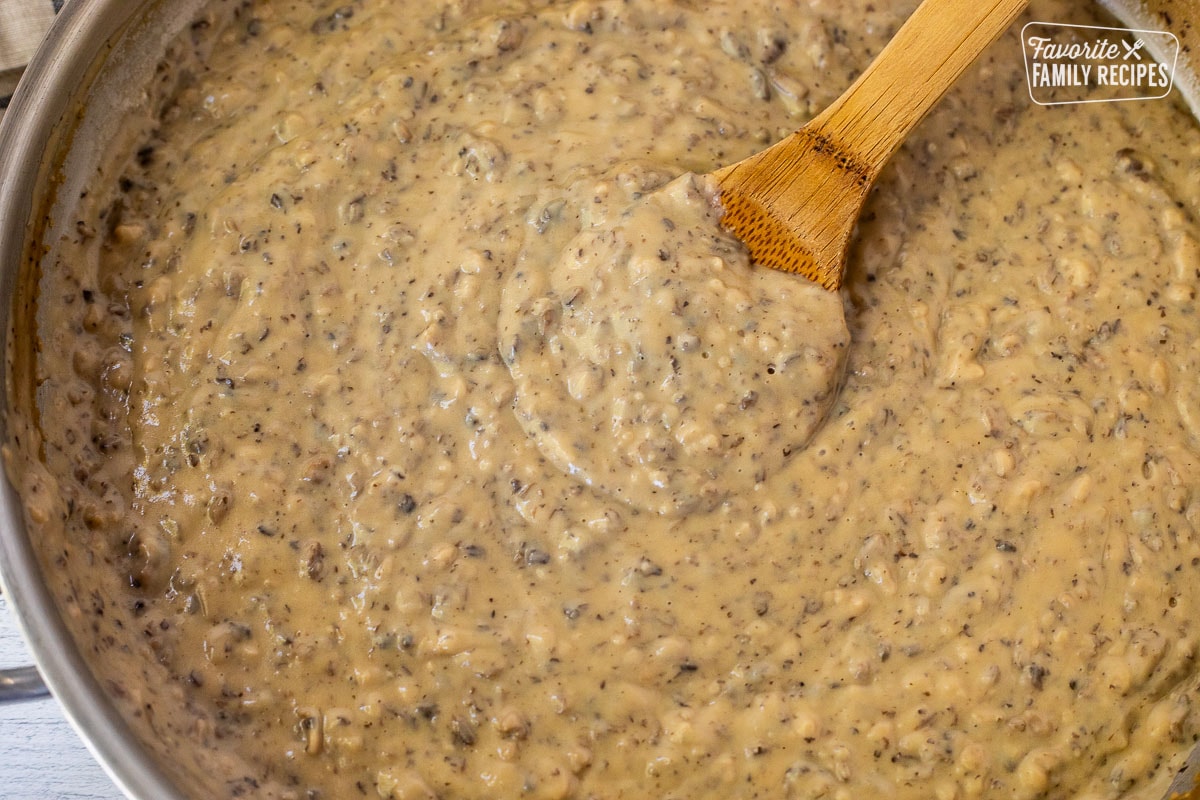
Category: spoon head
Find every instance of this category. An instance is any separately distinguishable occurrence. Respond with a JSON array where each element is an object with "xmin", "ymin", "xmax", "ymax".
[
  {"xmin": 716, "ymin": 187, "xmax": 843, "ymax": 290},
  {"xmin": 712, "ymin": 127, "xmax": 872, "ymax": 292}
]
